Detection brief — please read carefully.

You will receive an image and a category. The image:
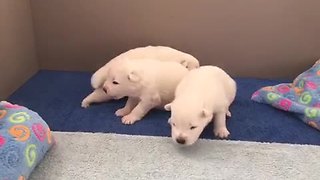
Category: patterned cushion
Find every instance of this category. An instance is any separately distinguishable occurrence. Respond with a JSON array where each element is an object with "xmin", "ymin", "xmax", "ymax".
[
  {"xmin": 252, "ymin": 59, "xmax": 320, "ymax": 131},
  {"xmin": 0, "ymin": 101, "xmax": 54, "ymax": 180}
]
